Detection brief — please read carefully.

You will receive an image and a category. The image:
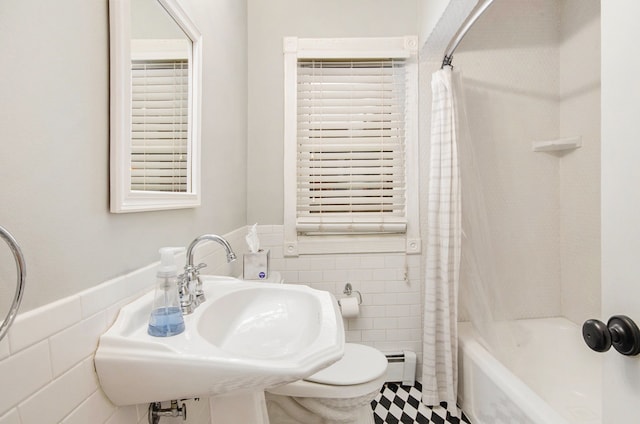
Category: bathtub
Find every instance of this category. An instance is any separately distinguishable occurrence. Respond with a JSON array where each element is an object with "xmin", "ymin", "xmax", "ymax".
[{"xmin": 457, "ymin": 318, "xmax": 601, "ymax": 424}]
